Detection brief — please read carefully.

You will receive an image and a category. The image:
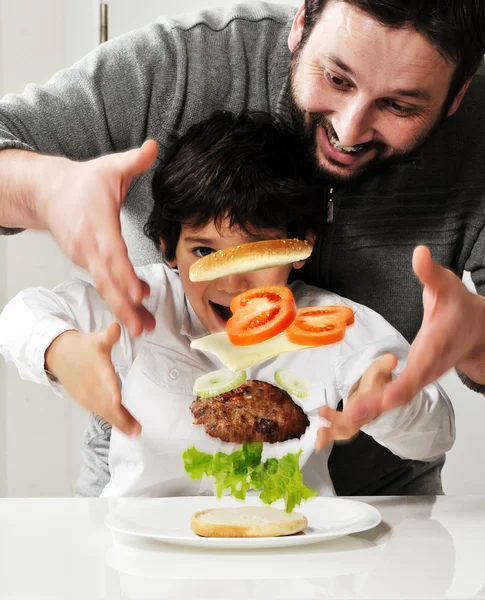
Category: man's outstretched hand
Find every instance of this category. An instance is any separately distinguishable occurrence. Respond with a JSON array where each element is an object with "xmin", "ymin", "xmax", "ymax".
[
  {"xmin": 344, "ymin": 245, "xmax": 485, "ymax": 426},
  {"xmin": 41, "ymin": 140, "xmax": 159, "ymax": 337}
]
